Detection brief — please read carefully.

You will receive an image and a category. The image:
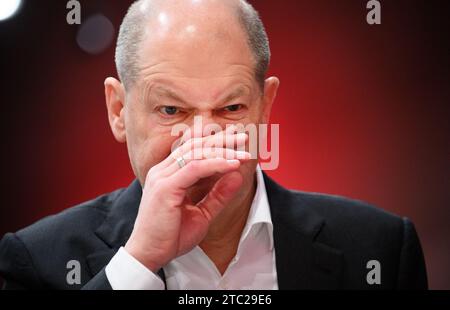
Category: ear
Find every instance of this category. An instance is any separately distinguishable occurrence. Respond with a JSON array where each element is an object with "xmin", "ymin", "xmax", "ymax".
[
  {"xmin": 261, "ymin": 77, "xmax": 280, "ymax": 124},
  {"xmin": 105, "ymin": 77, "xmax": 127, "ymax": 143}
]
